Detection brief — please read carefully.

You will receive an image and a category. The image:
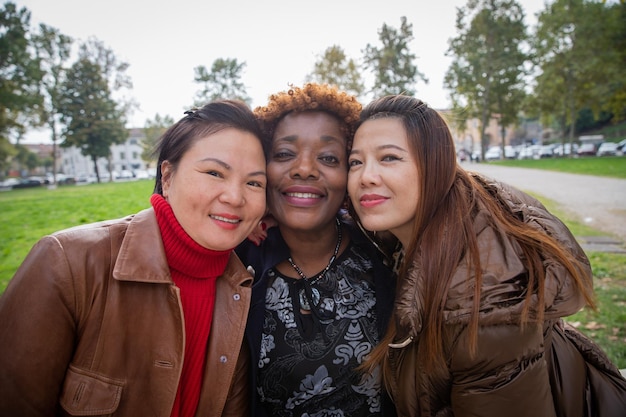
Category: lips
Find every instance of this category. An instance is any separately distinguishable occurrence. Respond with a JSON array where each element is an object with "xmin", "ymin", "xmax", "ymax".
[
  {"xmin": 285, "ymin": 192, "xmax": 321, "ymax": 199},
  {"xmin": 210, "ymin": 214, "xmax": 241, "ymax": 224},
  {"xmin": 359, "ymin": 194, "xmax": 388, "ymax": 208},
  {"xmin": 282, "ymin": 186, "xmax": 325, "ymax": 206}
]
